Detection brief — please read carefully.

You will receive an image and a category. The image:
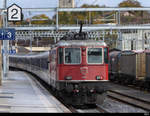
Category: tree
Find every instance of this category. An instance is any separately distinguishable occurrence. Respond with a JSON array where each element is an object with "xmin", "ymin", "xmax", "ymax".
[
  {"xmin": 54, "ymin": 4, "xmax": 115, "ymax": 25},
  {"xmin": 31, "ymin": 14, "xmax": 54, "ymax": 25},
  {"xmin": 119, "ymin": 0, "xmax": 141, "ymax": 7},
  {"xmin": 118, "ymin": 0, "xmax": 150, "ymax": 24},
  {"xmin": 119, "ymin": 0, "xmax": 142, "ymax": 16}
]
